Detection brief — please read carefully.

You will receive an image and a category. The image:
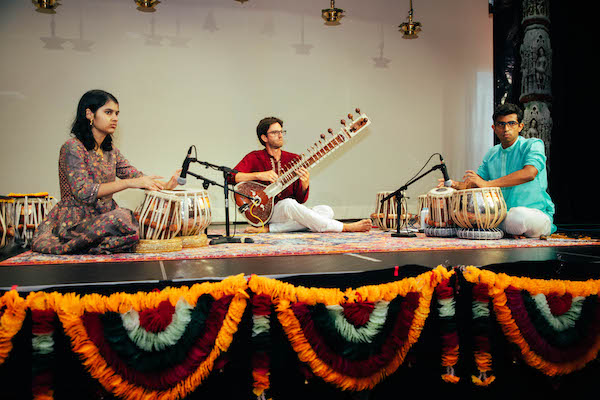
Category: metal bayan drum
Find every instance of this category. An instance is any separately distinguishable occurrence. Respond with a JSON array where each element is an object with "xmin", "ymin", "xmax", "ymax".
[
  {"xmin": 371, "ymin": 191, "xmax": 406, "ymax": 231},
  {"xmin": 134, "ymin": 189, "xmax": 211, "ymax": 252},
  {"xmin": 424, "ymin": 187, "xmax": 456, "ymax": 237},
  {"xmin": 450, "ymin": 187, "xmax": 507, "ymax": 239}
]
